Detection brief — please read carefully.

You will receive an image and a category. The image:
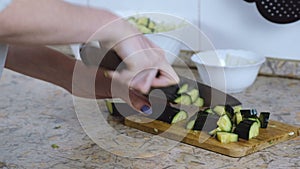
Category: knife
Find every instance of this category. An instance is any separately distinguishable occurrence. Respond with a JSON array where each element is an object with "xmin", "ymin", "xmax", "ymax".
[{"xmin": 79, "ymin": 44, "xmax": 241, "ymax": 108}]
